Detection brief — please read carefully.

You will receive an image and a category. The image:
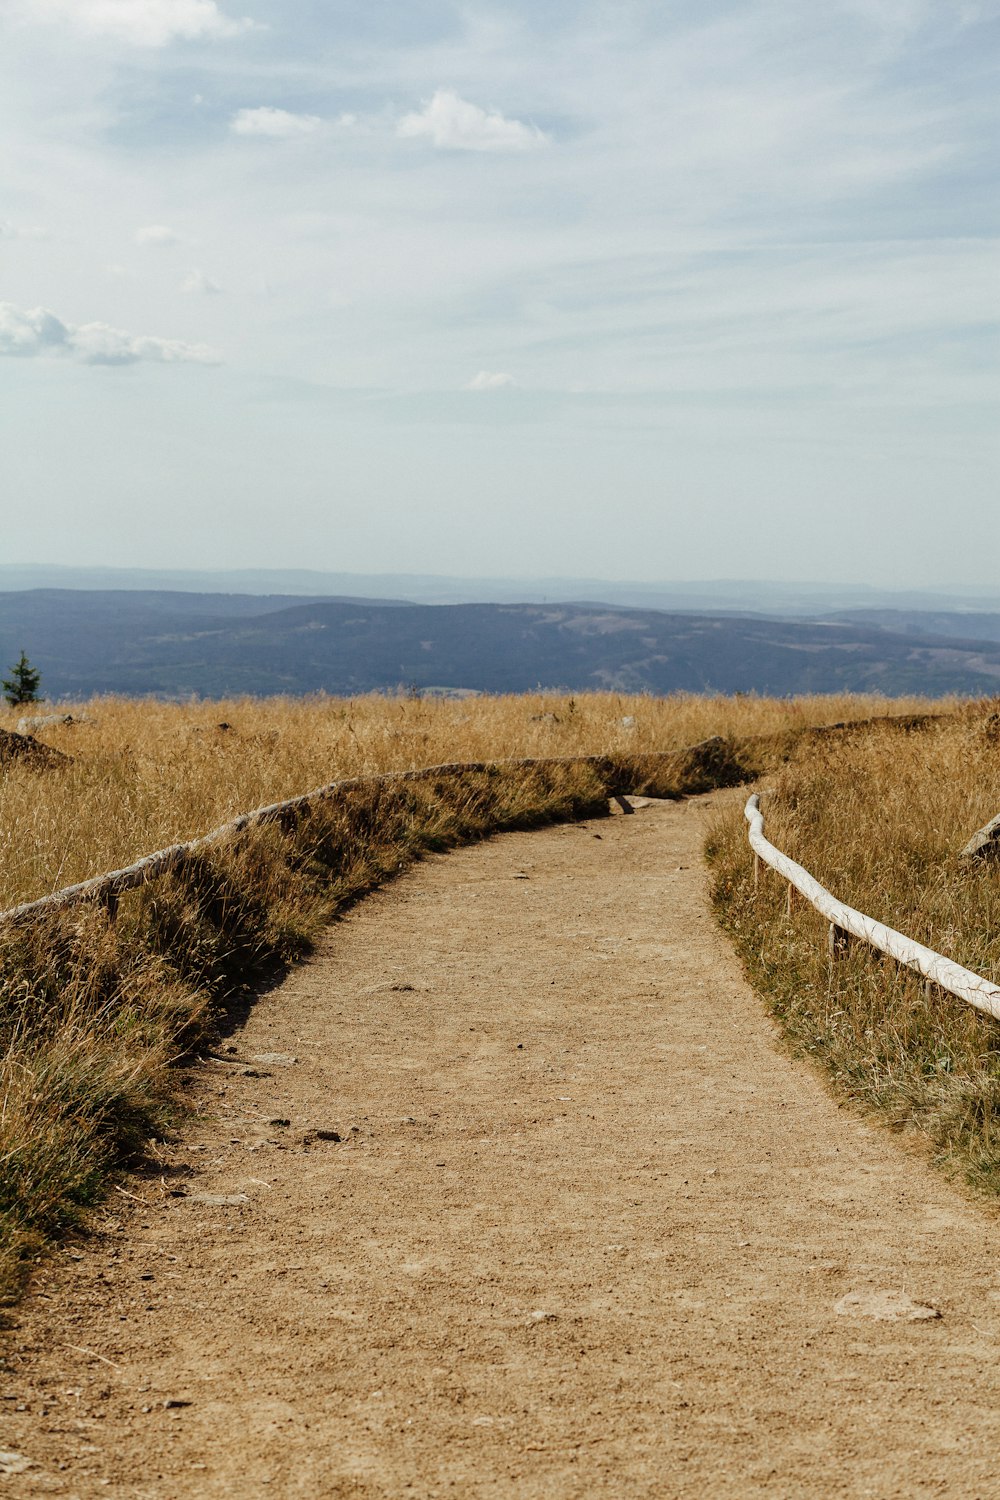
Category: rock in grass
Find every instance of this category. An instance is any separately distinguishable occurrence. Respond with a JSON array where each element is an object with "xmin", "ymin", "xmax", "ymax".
[
  {"xmin": 834, "ymin": 1290, "xmax": 941, "ymax": 1322},
  {"xmin": 16, "ymin": 713, "xmax": 77, "ymax": 735},
  {"xmin": 959, "ymin": 812, "xmax": 1000, "ymax": 864}
]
